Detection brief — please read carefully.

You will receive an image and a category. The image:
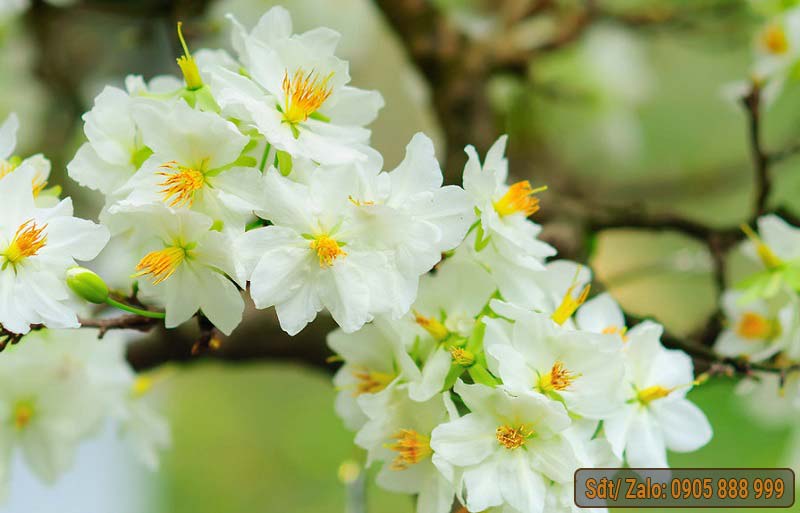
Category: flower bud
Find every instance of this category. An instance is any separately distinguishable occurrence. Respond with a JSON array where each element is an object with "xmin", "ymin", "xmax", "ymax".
[{"xmin": 66, "ymin": 267, "xmax": 109, "ymax": 304}]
